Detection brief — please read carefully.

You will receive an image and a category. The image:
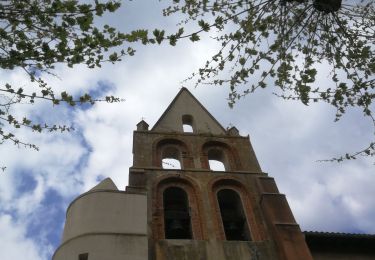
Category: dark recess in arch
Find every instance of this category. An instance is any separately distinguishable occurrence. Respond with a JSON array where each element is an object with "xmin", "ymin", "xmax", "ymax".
[
  {"xmin": 163, "ymin": 187, "xmax": 192, "ymax": 239},
  {"xmin": 217, "ymin": 189, "xmax": 251, "ymax": 241}
]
